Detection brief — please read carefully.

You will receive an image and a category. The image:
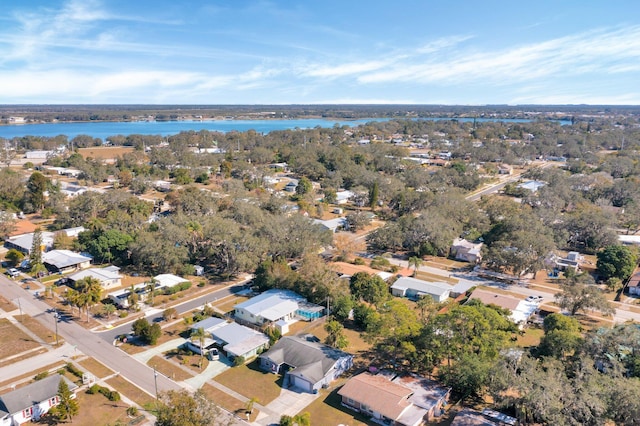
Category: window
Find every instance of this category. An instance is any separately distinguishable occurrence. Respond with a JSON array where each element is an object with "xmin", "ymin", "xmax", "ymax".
[
  {"xmin": 49, "ymin": 396, "xmax": 59, "ymax": 407},
  {"xmin": 22, "ymin": 407, "xmax": 33, "ymax": 418},
  {"xmin": 346, "ymin": 398, "xmax": 355, "ymax": 405}
]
